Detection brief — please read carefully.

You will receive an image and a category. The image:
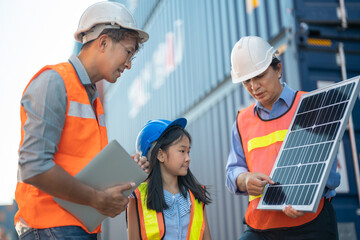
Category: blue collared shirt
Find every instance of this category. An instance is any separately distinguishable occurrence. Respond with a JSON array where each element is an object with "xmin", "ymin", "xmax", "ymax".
[
  {"xmin": 18, "ymin": 55, "xmax": 98, "ymax": 181},
  {"xmin": 163, "ymin": 190, "xmax": 191, "ymax": 240},
  {"xmin": 225, "ymin": 83, "xmax": 340, "ymax": 198}
]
